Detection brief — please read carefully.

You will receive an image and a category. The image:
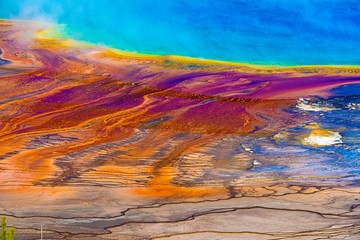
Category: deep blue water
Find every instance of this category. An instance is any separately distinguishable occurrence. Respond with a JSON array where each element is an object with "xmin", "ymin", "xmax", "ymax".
[{"xmin": 1, "ymin": 0, "xmax": 360, "ymax": 65}]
